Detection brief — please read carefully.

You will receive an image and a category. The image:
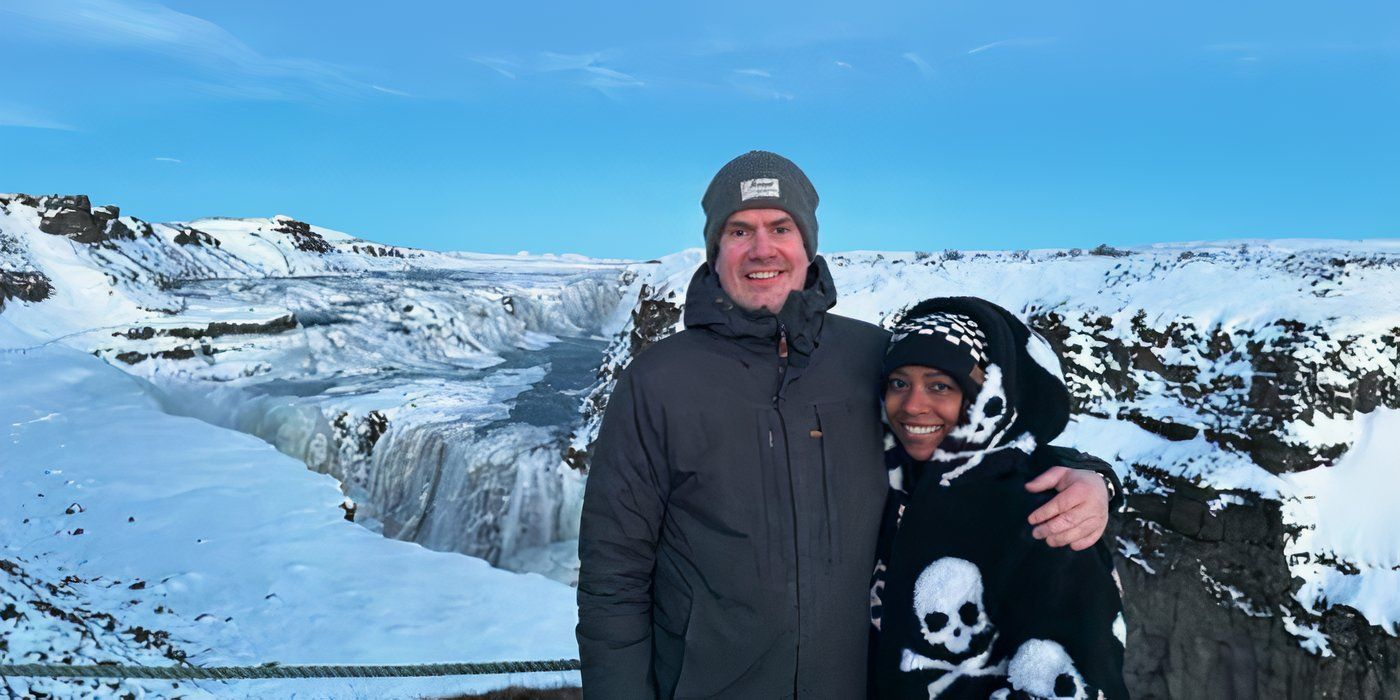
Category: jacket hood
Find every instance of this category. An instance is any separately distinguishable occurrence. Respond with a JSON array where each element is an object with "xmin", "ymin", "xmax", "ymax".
[
  {"xmin": 882, "ymin": 296, "xmax": 1070, "ymax": 485},
  {"xmin": 683, "ymin": 255, "xmax": 837, "ymax": 367}
]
